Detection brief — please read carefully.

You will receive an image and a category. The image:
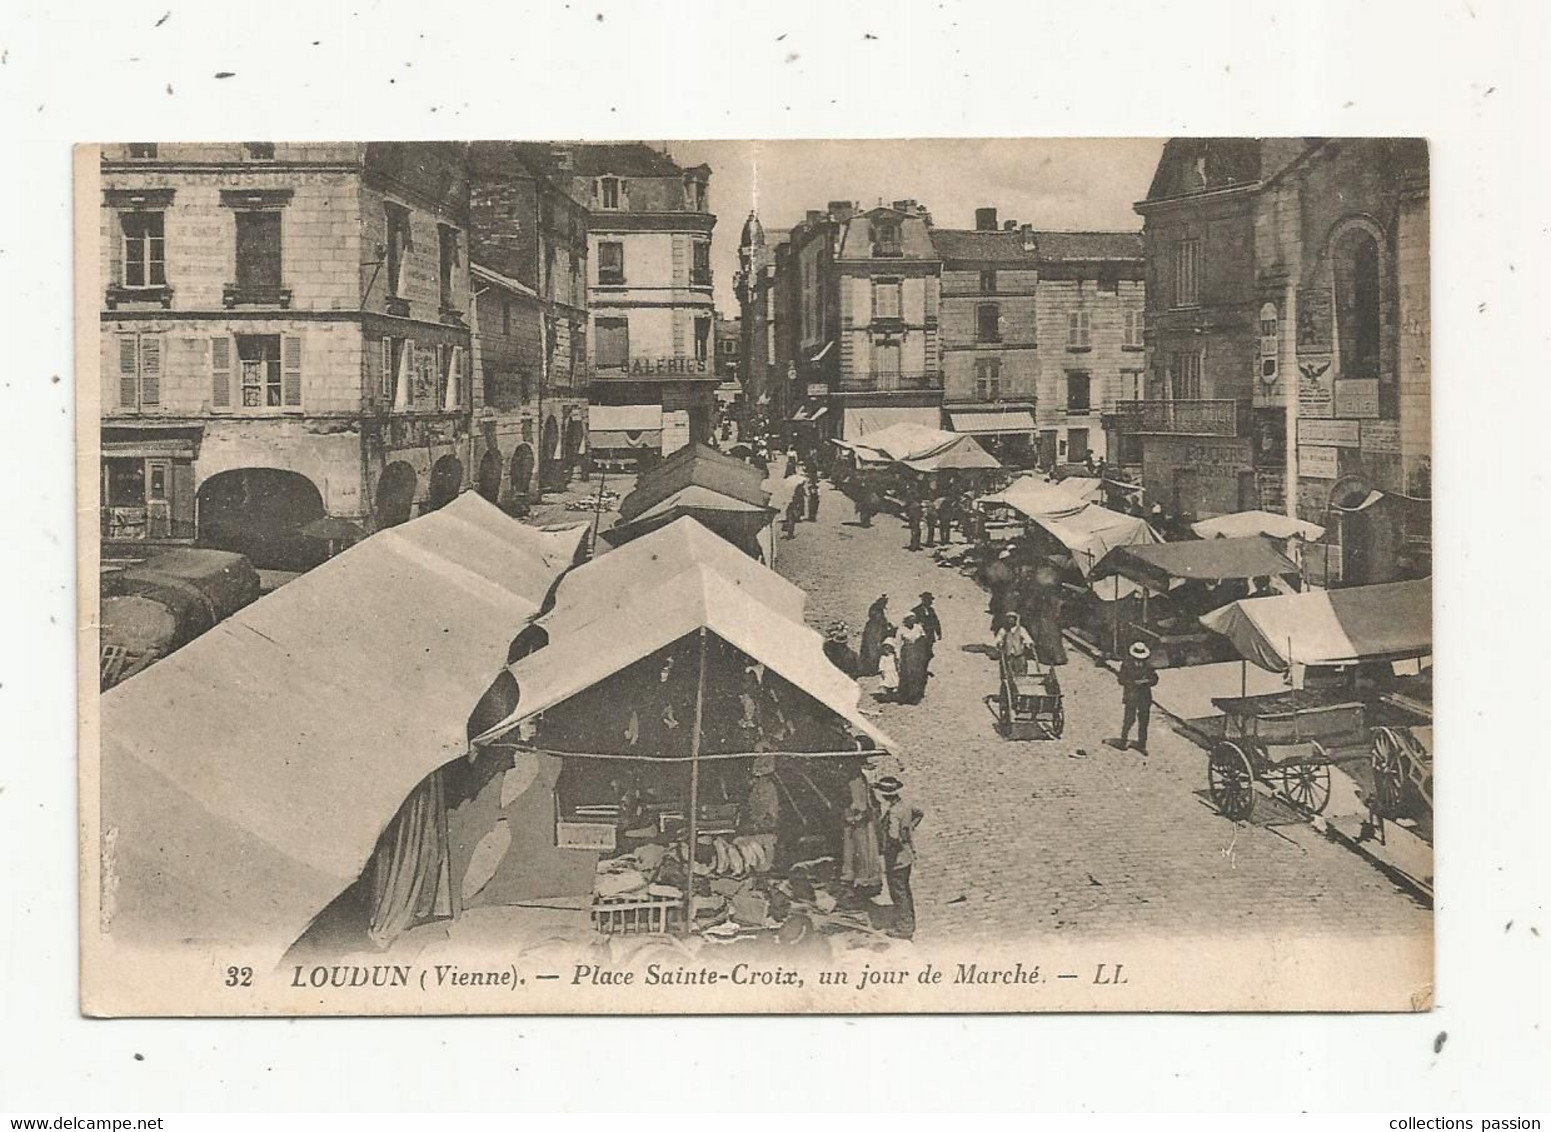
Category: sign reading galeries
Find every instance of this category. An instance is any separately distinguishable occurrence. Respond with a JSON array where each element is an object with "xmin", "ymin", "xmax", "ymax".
[{"xmin": 629, "ymin": 357, "xmax": 712, "ymax": 376}]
